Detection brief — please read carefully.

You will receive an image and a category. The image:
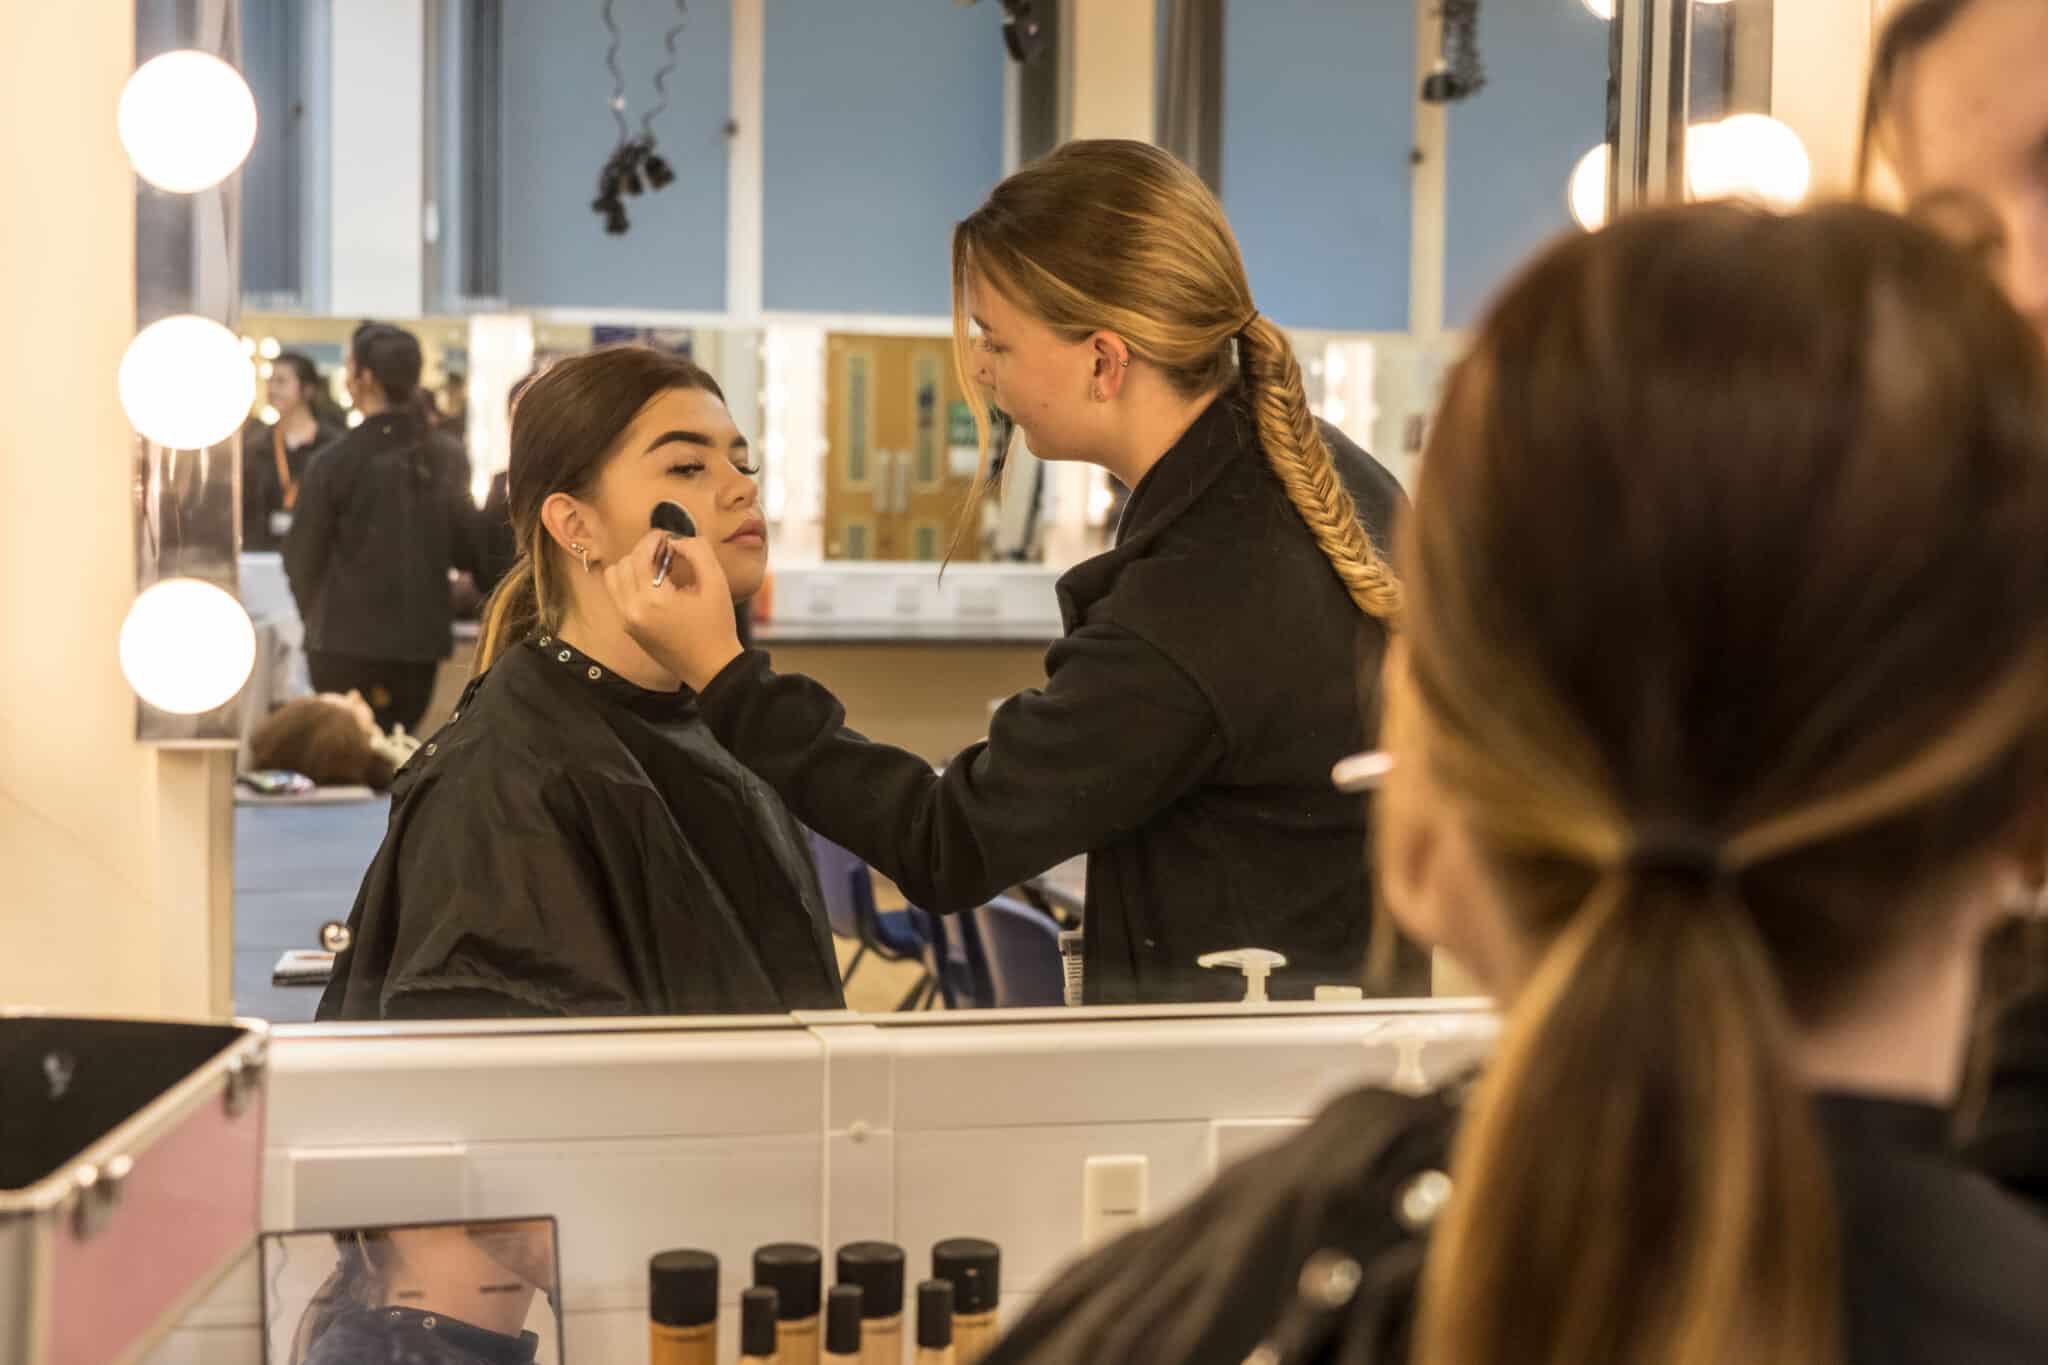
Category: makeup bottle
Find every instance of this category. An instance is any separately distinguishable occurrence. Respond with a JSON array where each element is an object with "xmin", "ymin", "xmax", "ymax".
[
  {"xmin": 649, "ymin": 1249, "xmax": 718, "ymax": 1365},
  {"xmin": 836, "ymin": 1241, "xmax": 906, "ymax": 1365},
  {"xmin": 930, "ymin": 1240, "xmax": 999, "ymax": 1365},
  {"xmin": 755, "ymin": 1243, "xmax": 824, "ymax": 1365},
  {"xmin": 741, "ymin": 1286, "xmax": 781, "ymax": 1365},
  {"xmin": 824, "ymin": 1284, "xmax": 864, "ymax": 1365},
  {"xmin": 916, "ymin": 1279, "xmax": 955, "ymax": 1365}
]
